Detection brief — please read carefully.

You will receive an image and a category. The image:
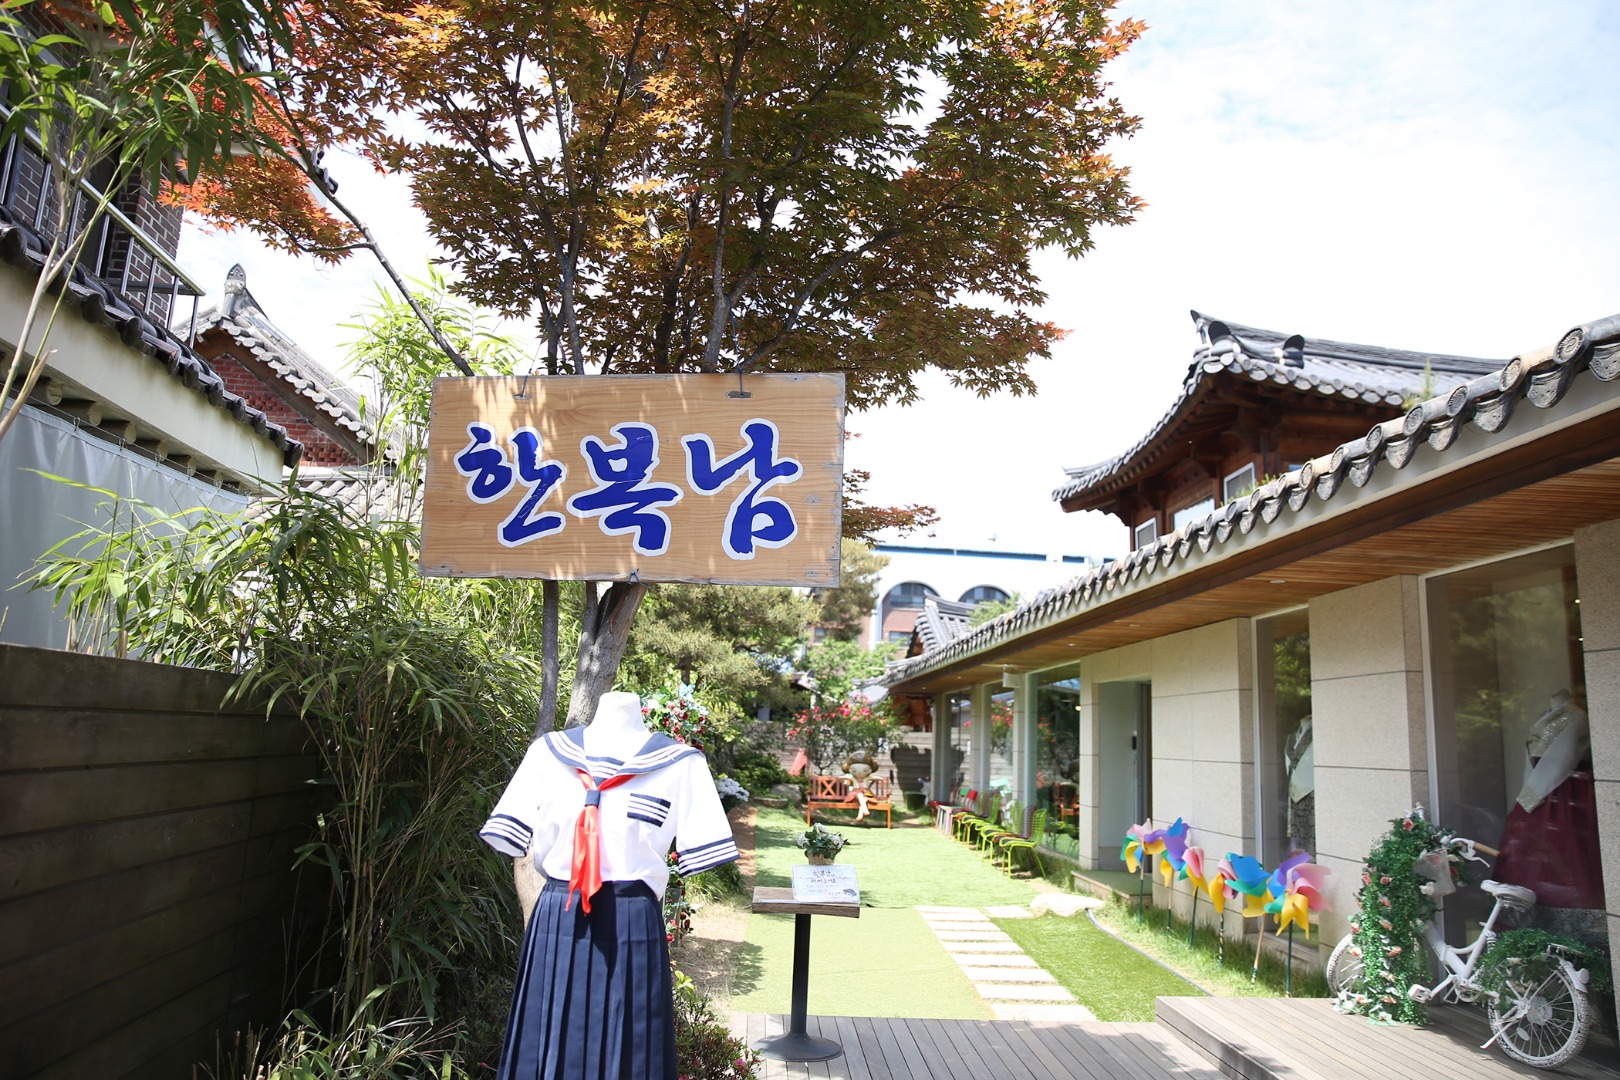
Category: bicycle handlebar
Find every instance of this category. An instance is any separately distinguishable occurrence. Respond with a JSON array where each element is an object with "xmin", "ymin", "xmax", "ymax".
[{"xmin": 1452, "ymin": 837, "xmax": 1499, "ymax": 861}]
